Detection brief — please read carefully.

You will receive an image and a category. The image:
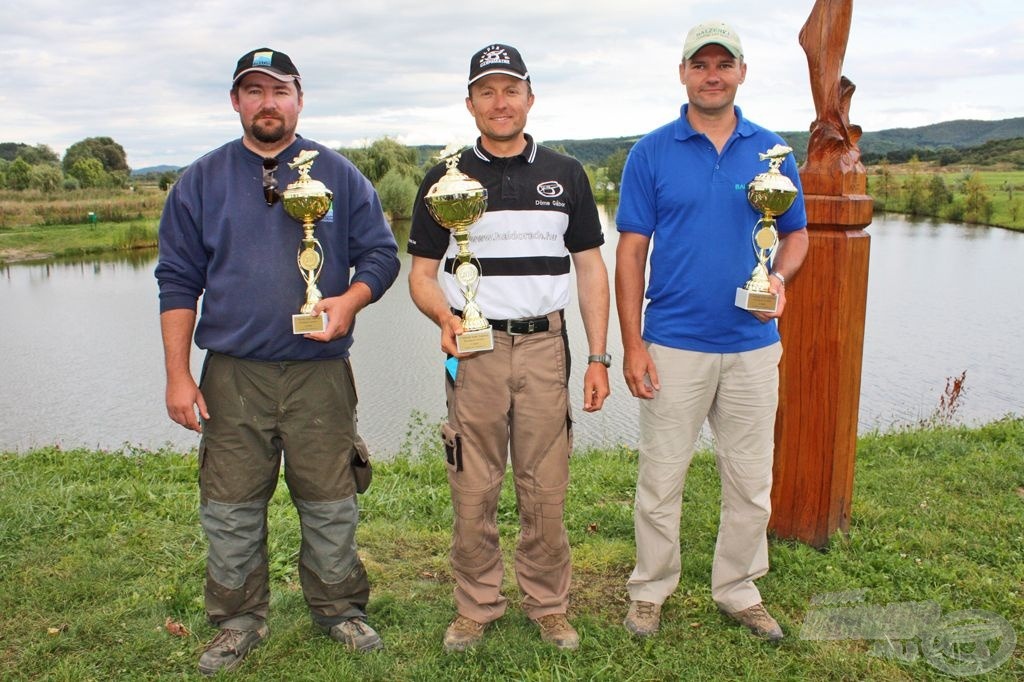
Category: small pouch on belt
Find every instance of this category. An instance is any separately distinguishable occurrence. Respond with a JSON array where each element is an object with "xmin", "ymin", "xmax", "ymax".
[
  {"xmin": 440, "ymin": 422, "xmax": 463, "ymax": 472},
  {"xmin": 351, "ymin": 435, "xmax": 372, "ymax": 494}
]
